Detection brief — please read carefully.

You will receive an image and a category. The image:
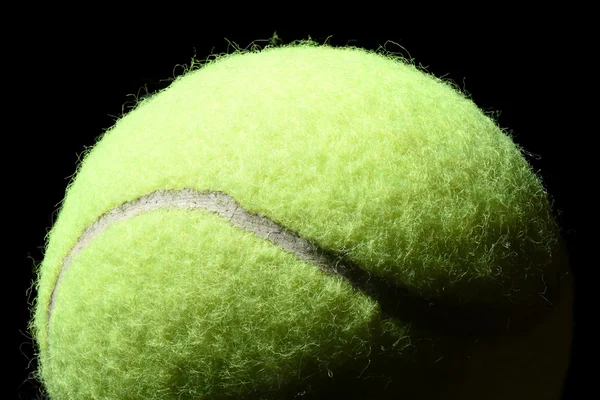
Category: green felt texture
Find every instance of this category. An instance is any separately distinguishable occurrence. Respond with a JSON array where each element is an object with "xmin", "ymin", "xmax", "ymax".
[
  {"xmin": 46, "ymin": 209, "xmax": 392, "ymax": 398},
  {"xmin": 33, "ymin": 41, "xmax": 565, "ymax": 398}
]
